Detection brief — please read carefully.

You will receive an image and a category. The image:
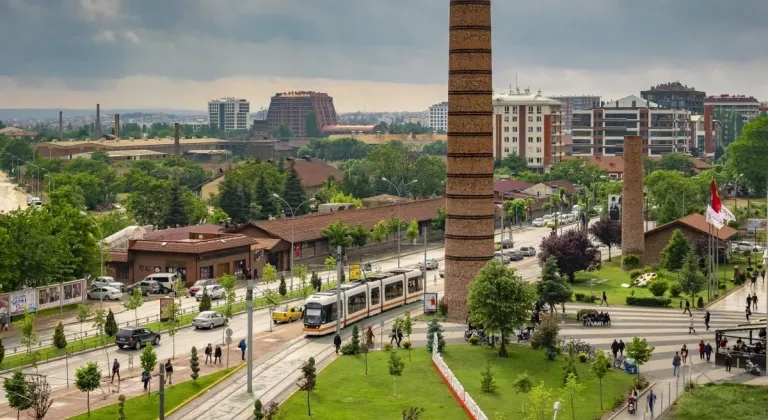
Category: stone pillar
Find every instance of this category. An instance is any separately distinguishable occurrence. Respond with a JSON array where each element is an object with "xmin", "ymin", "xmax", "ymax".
[
  {"xmin": 445, "ymin": 0, "xmax": 495, "ymax": 320},
  {"xmin": 621, "ymin": 135, "xmax": 645, "ymax": 260}
]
